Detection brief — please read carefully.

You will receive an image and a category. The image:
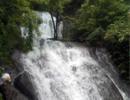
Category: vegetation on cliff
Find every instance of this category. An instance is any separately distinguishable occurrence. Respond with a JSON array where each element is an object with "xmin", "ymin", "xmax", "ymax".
[
  {"xmin": 0, "ymin": 0, "xmax": 41, "ymax": 67},
  {"xmin": 0, "ymin": 0, "xmax": 70, "ymax": 67},
  {"xmin": 63, "ymin": 0, "xmax": 130, "ymax": 84}
]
